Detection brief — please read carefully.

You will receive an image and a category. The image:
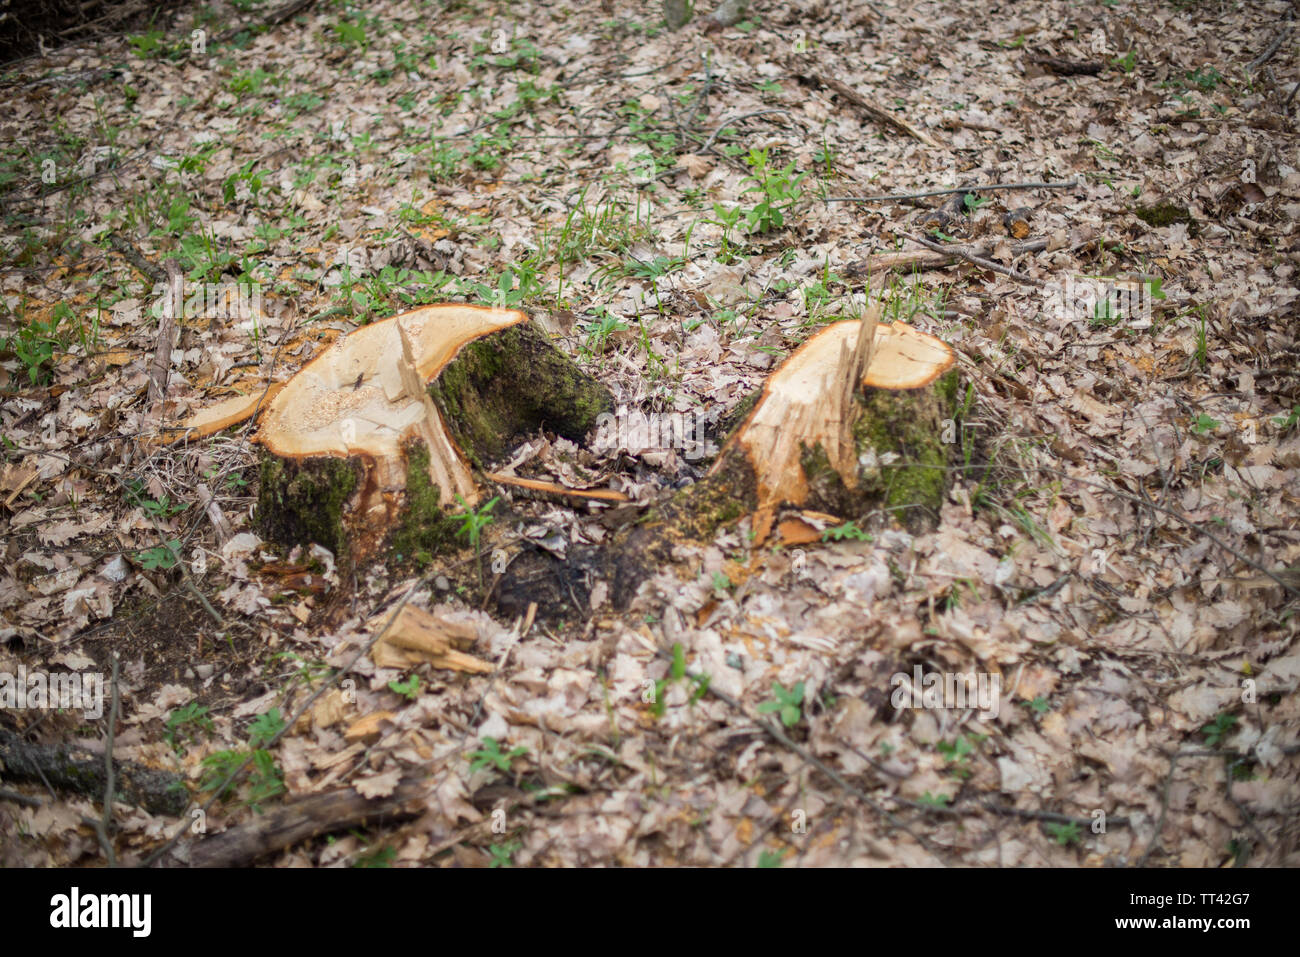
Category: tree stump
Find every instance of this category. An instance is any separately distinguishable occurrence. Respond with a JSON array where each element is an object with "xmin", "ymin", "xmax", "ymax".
[
  {"xmin": 254, "ymin": 305, "xmax": 613, "ymax": 561},
  {"xmin": 612, "ymin": 308, "xmax": 959, "ymax": 605}
]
